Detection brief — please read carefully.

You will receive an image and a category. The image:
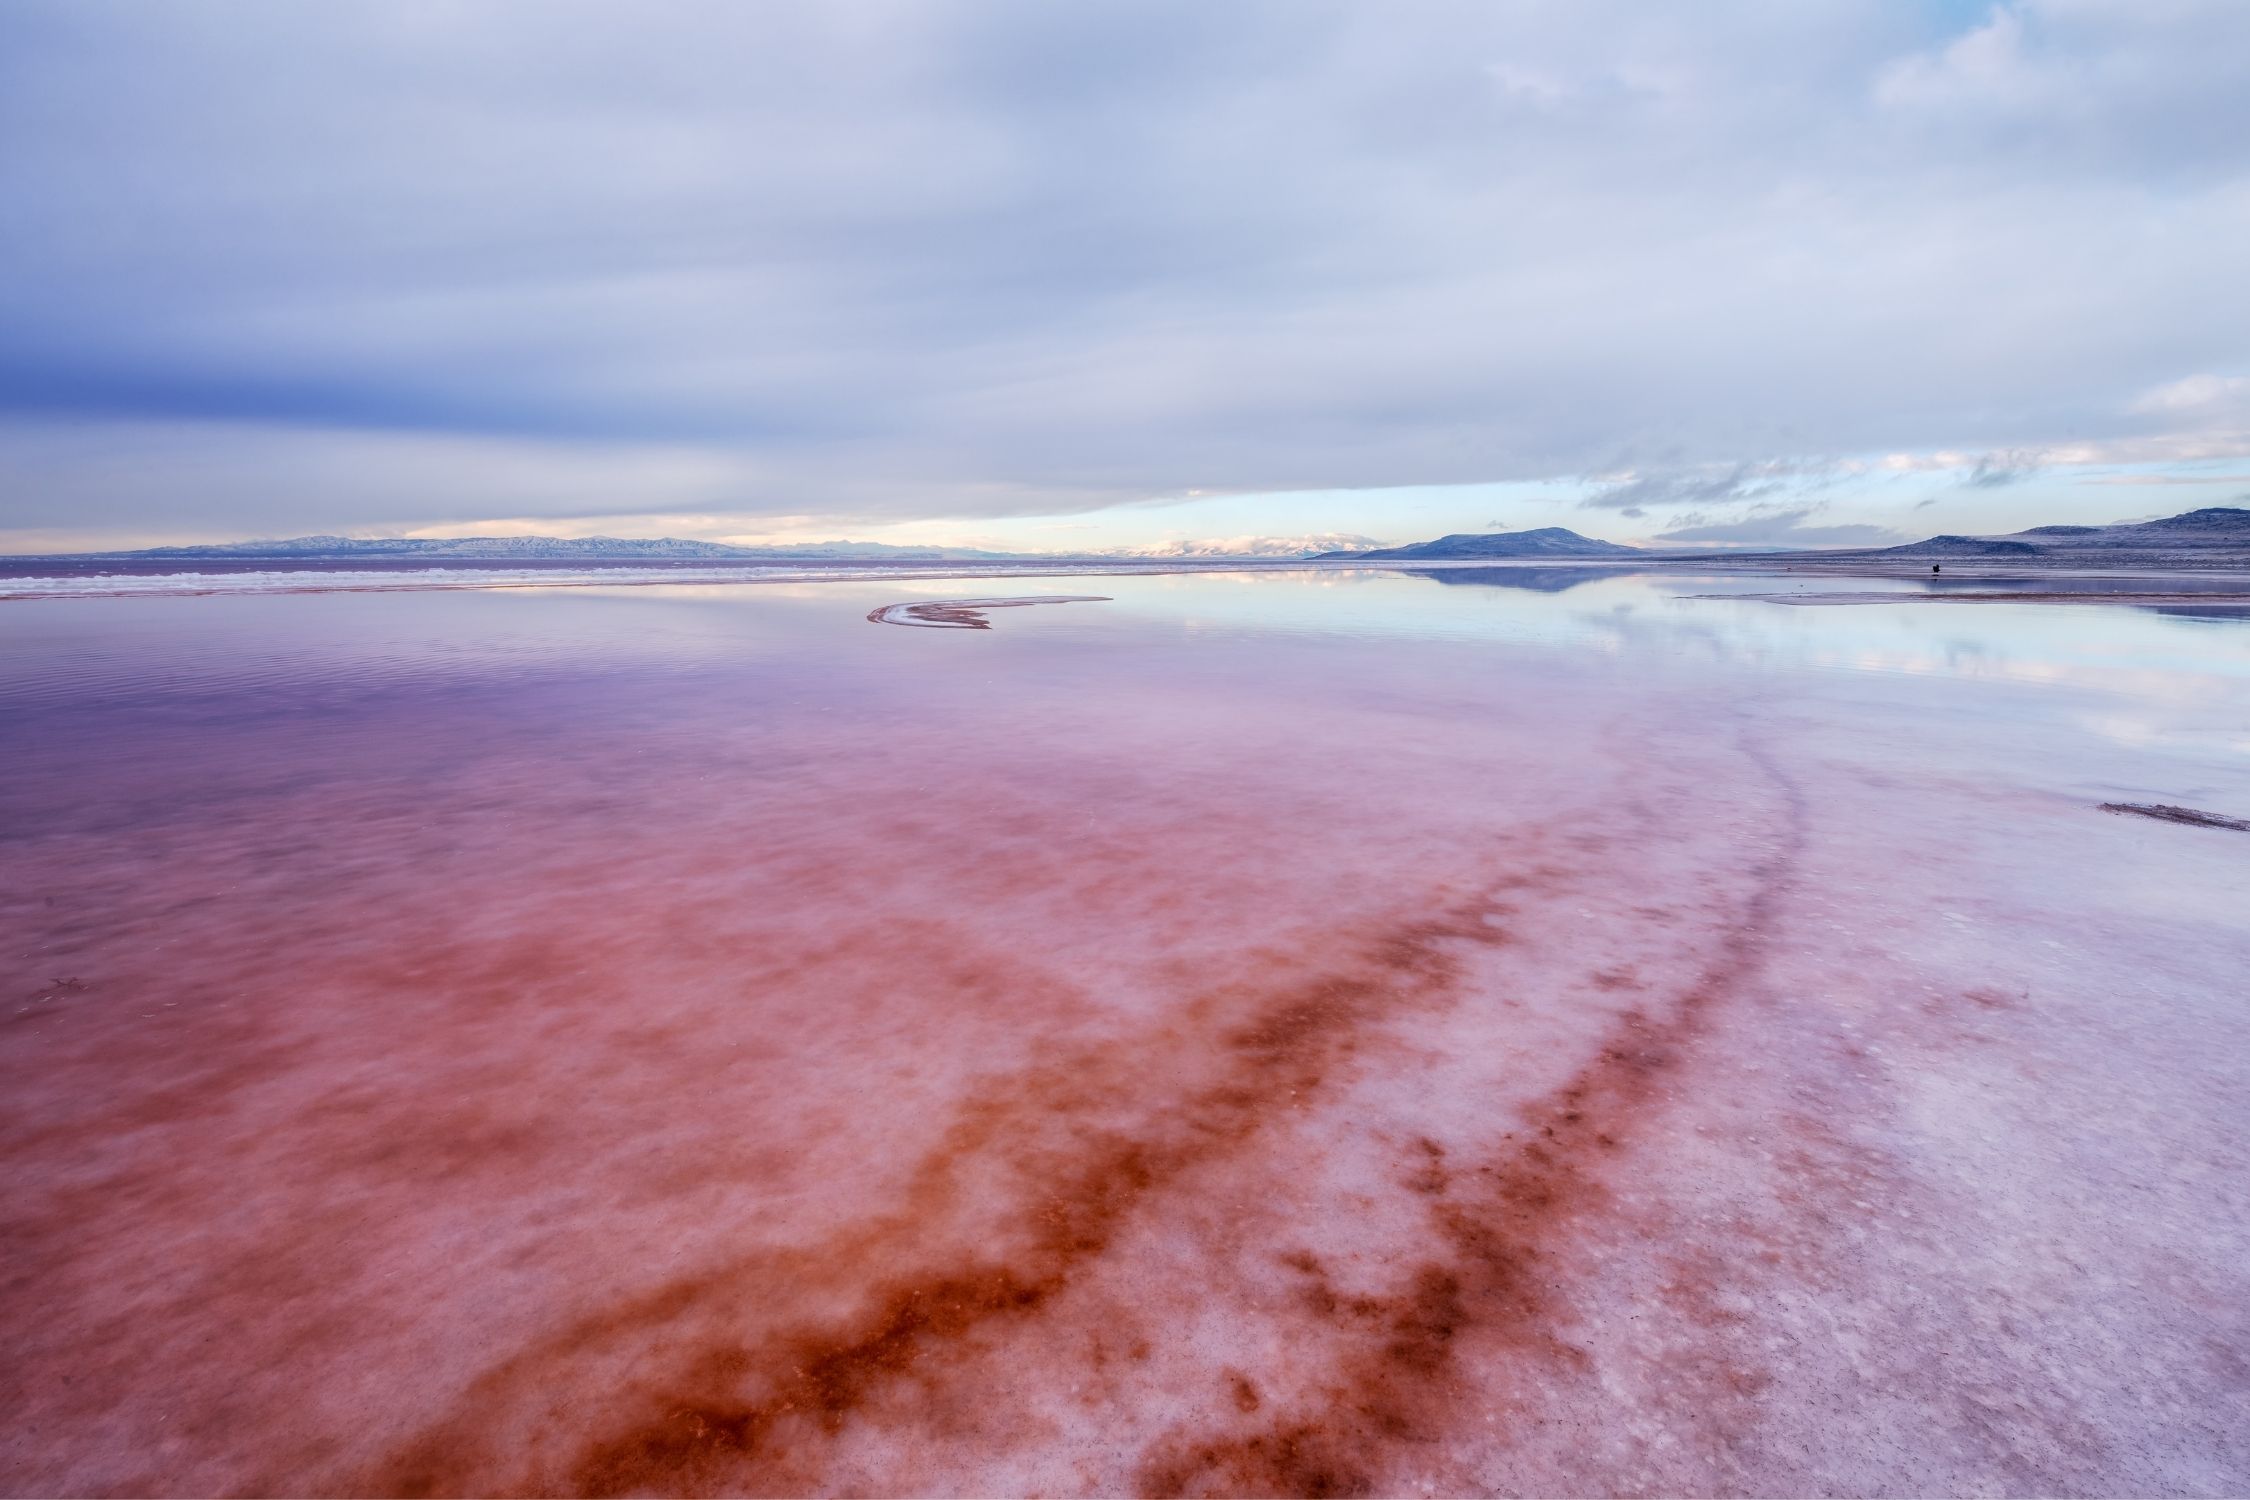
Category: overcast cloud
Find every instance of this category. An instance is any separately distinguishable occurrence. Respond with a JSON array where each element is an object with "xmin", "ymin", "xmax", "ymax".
[
  {"xmin": 2, "ymin": 0, "xmax": 2247, "ymax": 547},
  {"xmin": 1649, "ymin": 505, "xmax": 1907, "ymax": 549}
]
